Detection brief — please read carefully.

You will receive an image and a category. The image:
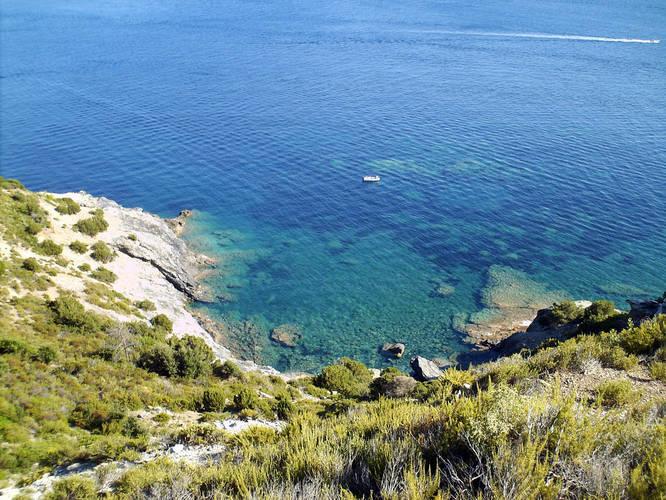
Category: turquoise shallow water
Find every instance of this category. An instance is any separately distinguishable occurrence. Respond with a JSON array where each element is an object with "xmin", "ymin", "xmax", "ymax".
[{"xmin": 2, "ymin": 0, "xmax": 665, "ymax": 371}]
